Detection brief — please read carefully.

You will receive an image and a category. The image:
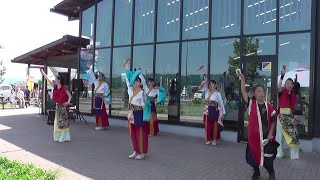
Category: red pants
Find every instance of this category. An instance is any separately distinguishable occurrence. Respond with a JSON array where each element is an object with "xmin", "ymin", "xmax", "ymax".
[
  {"xmin": 129, "ymin": 123, "xmax": 148, "ymax": 154},
  {"xmin": 204, "ymin": 115, "xmax": 220, "ymax": 141},
  {"xmin": 95, "ymin": 102, "xmax": 109, "ymax": 127},
  {"xmin": 146, "ymin": 113, "xmax": 159, "ymax": 136}
]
